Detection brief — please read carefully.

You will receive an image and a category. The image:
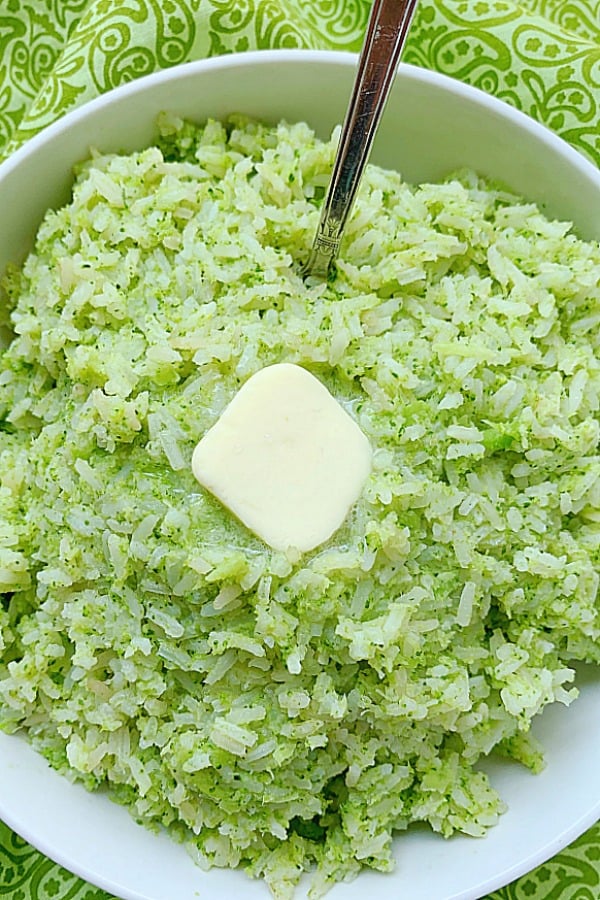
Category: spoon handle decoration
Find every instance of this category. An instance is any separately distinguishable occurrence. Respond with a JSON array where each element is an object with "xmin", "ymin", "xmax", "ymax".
[{"xmin": 302, "ymin": 0, "xmax": 420, "ymax": 280}]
